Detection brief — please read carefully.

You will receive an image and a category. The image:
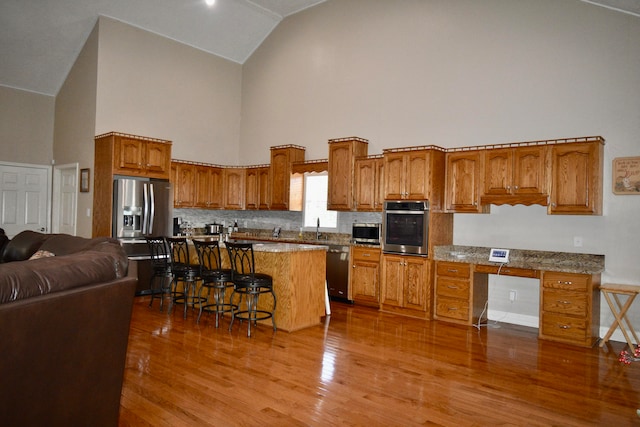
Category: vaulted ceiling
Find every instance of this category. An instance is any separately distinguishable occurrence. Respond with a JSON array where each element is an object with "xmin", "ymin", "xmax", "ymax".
[{"xmin": 0, "ymin": 0, "xmax": 638, "ymax": 97}]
